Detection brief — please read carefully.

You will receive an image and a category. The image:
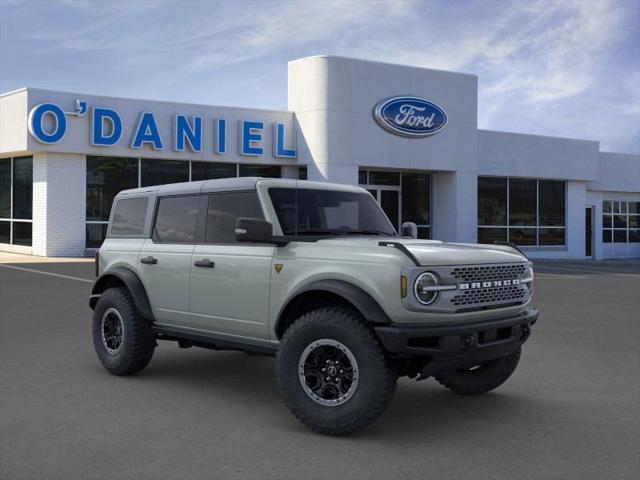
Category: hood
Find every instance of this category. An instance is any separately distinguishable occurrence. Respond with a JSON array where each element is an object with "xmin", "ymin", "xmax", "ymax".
[{"xmin": 315, "ymin": 237, "xmax": 527, "ymax": 265}]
